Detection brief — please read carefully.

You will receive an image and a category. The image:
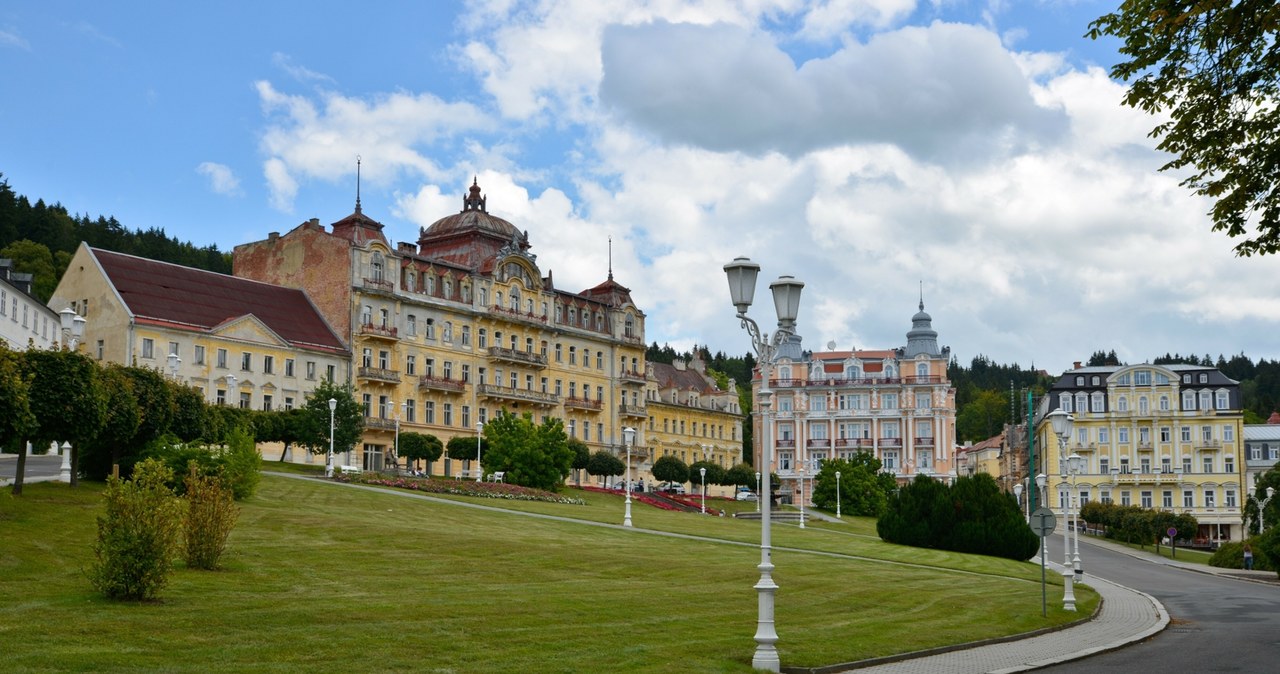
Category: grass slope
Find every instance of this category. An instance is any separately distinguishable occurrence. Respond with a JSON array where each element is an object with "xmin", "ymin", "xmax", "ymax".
[{"xmin": 0, "ymin": 475, "xmax": 1096, "ymax": 673}]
